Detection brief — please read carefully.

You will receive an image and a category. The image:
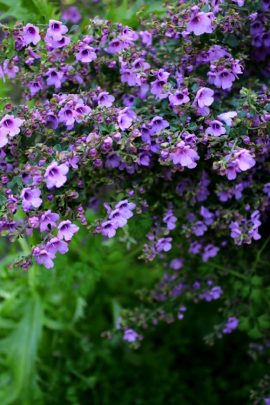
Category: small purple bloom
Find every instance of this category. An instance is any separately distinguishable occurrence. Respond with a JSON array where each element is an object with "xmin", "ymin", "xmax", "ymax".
[
  {"xmin": 223, "ymin": 317, "xmax": 239, "ymax": 334},
  {"xmin": 123, "ymin": 328, "xmax": 139, "ymax": 342},
  {"xmin": 40, "ymin": 210, "xmax": 59, "ymax": 232},
  {"xmin": 194, "ymin": 87, "xmax": 215, "ymax": 109},
  {"xmin": 156, "ymin": 237, "xmax": 172, "ymax": 252},
  {"xmin": 33, "ymin": 246, "xmax": 55, "ymax": 269},
  {"xmin": 0, "ymin": 114, "xmax": 24, "ymax": 137},
  {"xmin": 170, "ymin": 141, "xmax": 199, "ymax": 169},
  {"xmin": 101, "ymin": 220, "xmax": 117, "ymax": 238},
  {"xmin": 217, "ymin": 111, "xmax": 237, "ymax": 126},
  {"xmin": 115, "ymin": 200, "xmax": 136, "ymax": 219},
  {"xmin": 187, "ymin": 11, "xmax": 214, "ymax": 36},
  {"xmin": 46, "ymin": 237, "xmax": 69, "ymax": 255},
  {"xmin": 46, "ymin": 69, "xmax": 64, "ymax": 89},
  {"xmin": 57, "ymin": 220, "xmax": 79, "ymax": 241},
  {"xmin": 76, "ymin": 45, "xmax": 97, "ymax": 63},
  {"xmin": 205, "ymin": 120, "xmax": 226, "ymax": 137},
  {"xmin": 61, "ymin": 6, "xmax": 81, "ymax": 24},
  {"xmin": 22, "ymin": 24, "xmax": 41, "ymax": 46},
  {"xmin": 109, "ymin": 209, "xmax": 128, "ymax": 228},
  {"xmin": 44, "ymin": 162, "xmax": 69, "ymax": 189},
  {"xmin": 46, "ymin": 20, "xmax": 68, "ymax": 41},
  {"xmin": 98, "ymin": 91, "xmax": 115, "ymax": 107},
  {"xmin": 151, "ymin": 116, "xmax": 170, "ymax": 134},
  {"xmin": 169, "ymin": 89, "xmax": 190, "ymax": 106},
  {"xmin": 21, "ymin": 187, "xmax": 42, "ymax": 211}
]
